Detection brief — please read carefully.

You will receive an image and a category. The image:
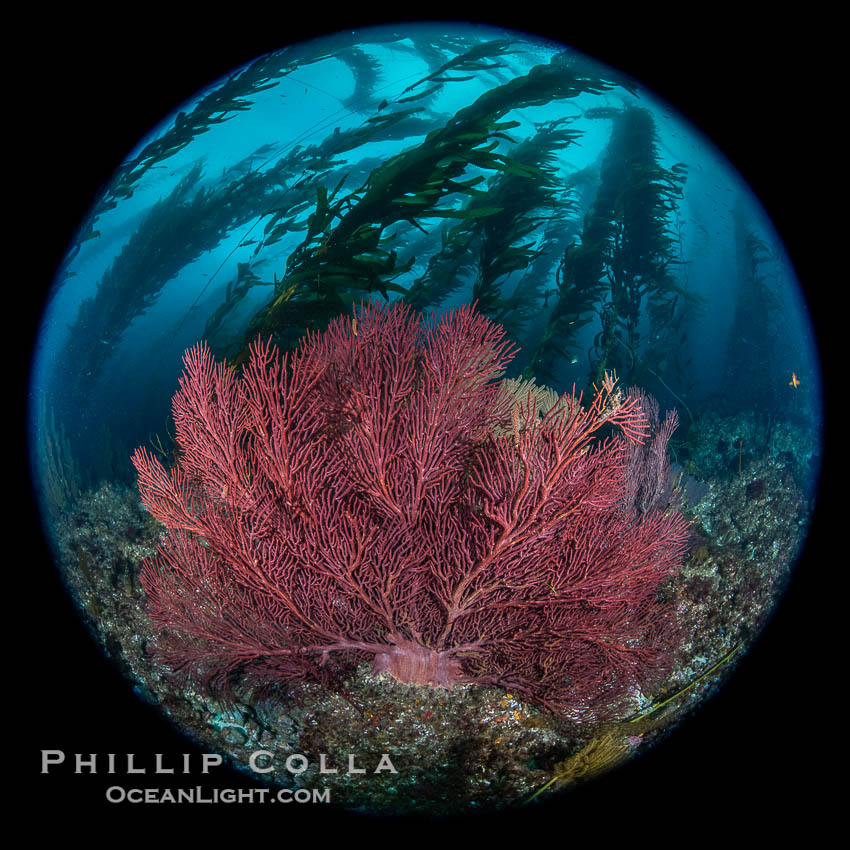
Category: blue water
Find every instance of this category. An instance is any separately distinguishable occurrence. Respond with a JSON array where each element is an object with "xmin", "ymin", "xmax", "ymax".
[{"xmin": 29, "ymin": 21, "xmax": 823, "ymax": 514}]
